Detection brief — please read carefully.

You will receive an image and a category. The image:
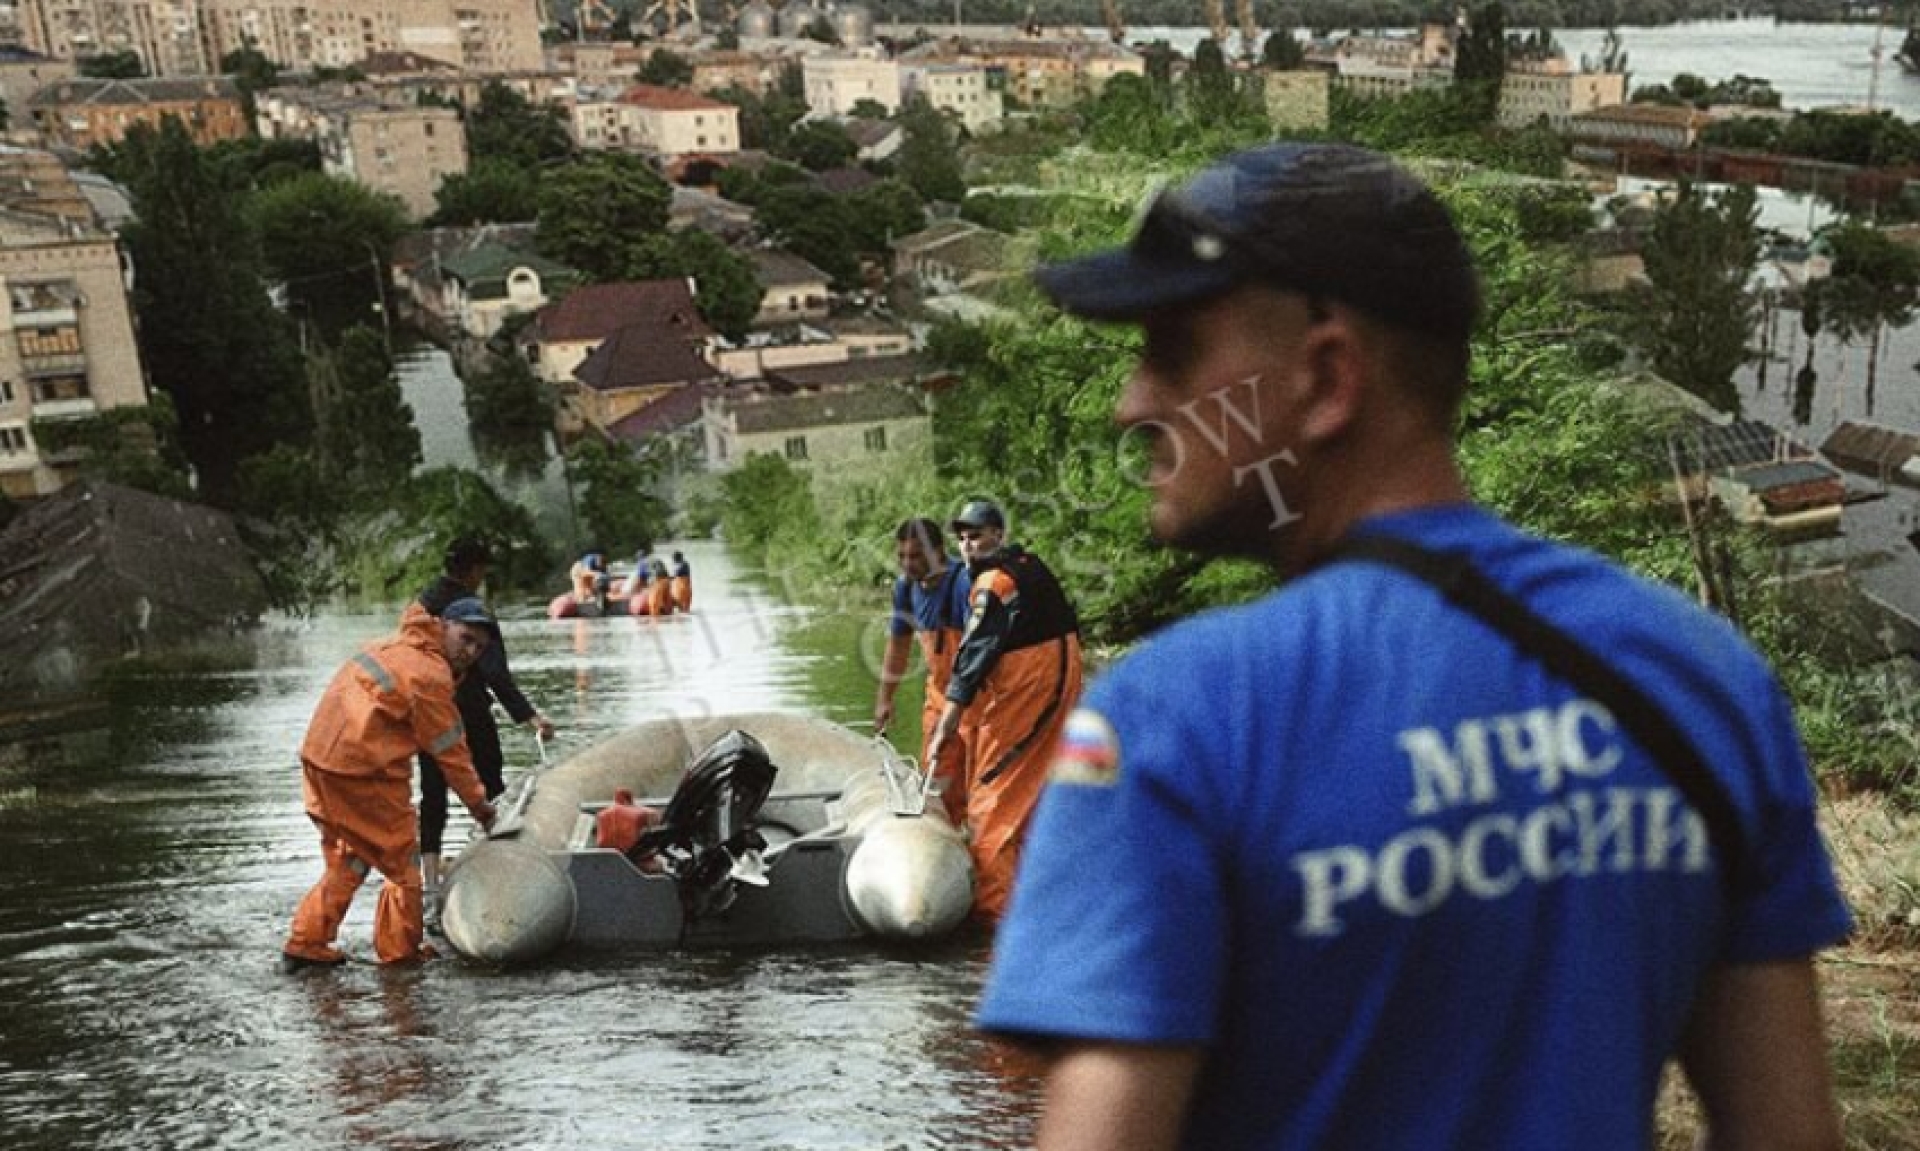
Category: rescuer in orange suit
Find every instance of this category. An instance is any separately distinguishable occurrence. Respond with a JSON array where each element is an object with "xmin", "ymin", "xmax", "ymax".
[
  {"xmin": 282, "ymin": 598, "xmax": 500, "ymax": 970},
  {"xmin": 925, "ymin": 500, "xmax": 1083, "ymax": 919},
  {"xmin": 874, "ymin": 517, "xmax": 973, "ymax": 825},
  {"xmin": 646, "ymin": 559, "xmax": 676, "ymax": 617},
  {"xmin": 595, "ymin": 787, "xmax": 665, "ymax": 872},
  {"xmin": 670, "ymin": 551, "xmax": 694, "ymax": 613}
]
